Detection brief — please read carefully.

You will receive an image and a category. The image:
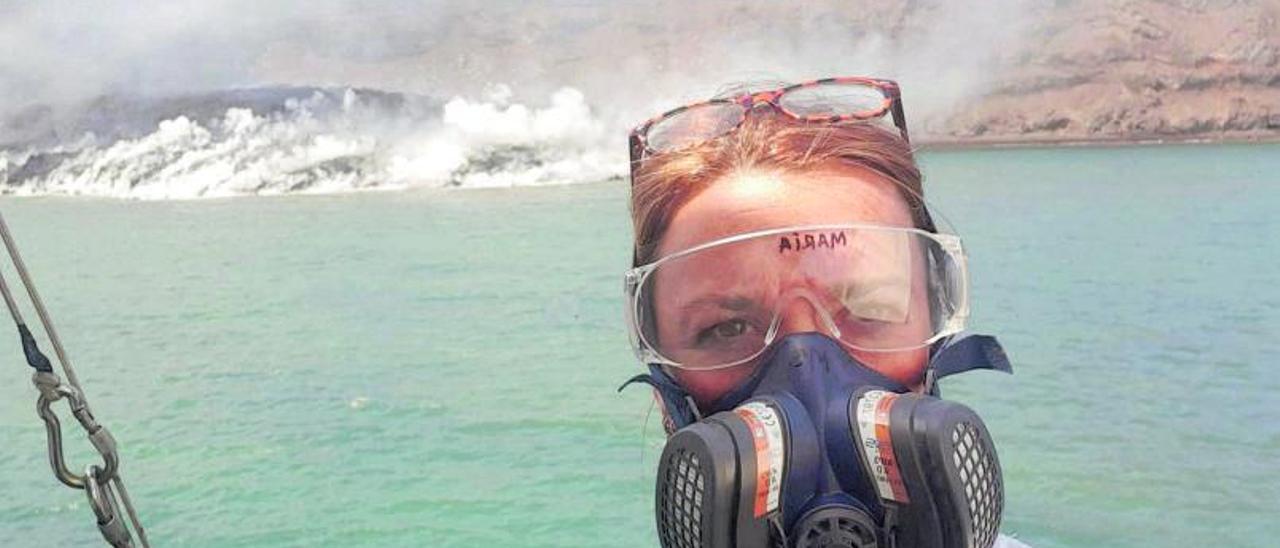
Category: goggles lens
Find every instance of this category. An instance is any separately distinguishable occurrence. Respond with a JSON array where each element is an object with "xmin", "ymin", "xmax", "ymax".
[{"xmin": 628, "ymin": 225, "xmax": 967, "ymax": 370}]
